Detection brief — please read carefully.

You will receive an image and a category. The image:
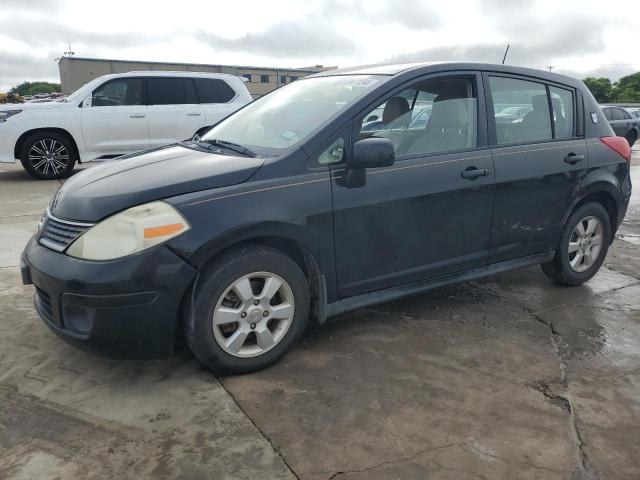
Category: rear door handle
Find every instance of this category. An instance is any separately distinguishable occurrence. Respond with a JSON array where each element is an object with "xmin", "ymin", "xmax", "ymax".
[
  {"xmin": 130, "ymin": 114, "xmax": 146, "ymax": 118},
  {"xmin": 461, "ymin": 167, "xmax": 490, "ymax": 179},
  {"xmin": 187, "ymin": 112, "xmax": 202, "ymax": 116},
  {"xmin": 564, "ymin": 153, "xmax": 584, "ymax": 164}
]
